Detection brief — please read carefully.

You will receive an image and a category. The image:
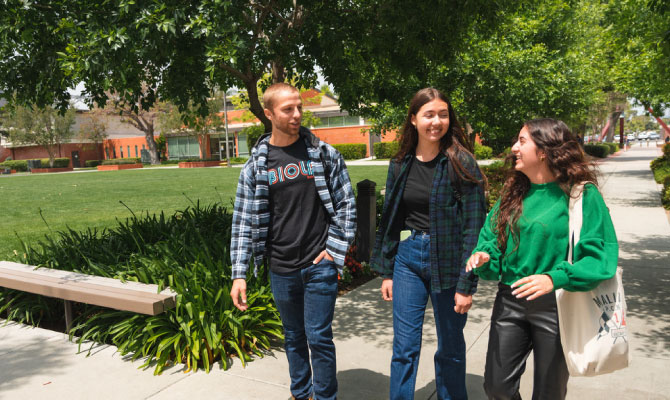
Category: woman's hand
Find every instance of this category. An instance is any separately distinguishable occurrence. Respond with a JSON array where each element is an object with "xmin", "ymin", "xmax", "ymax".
[
  {"xmin": 466, "ymin": 252, "xmax": 490, "ymax": 273},
  {"xmin": 381, "ymin": 278, "xmax": 393, "ymax": 301},
  {"xmin": 511, "ymin": 274, "xmax": 554, "ymax": 300}
]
